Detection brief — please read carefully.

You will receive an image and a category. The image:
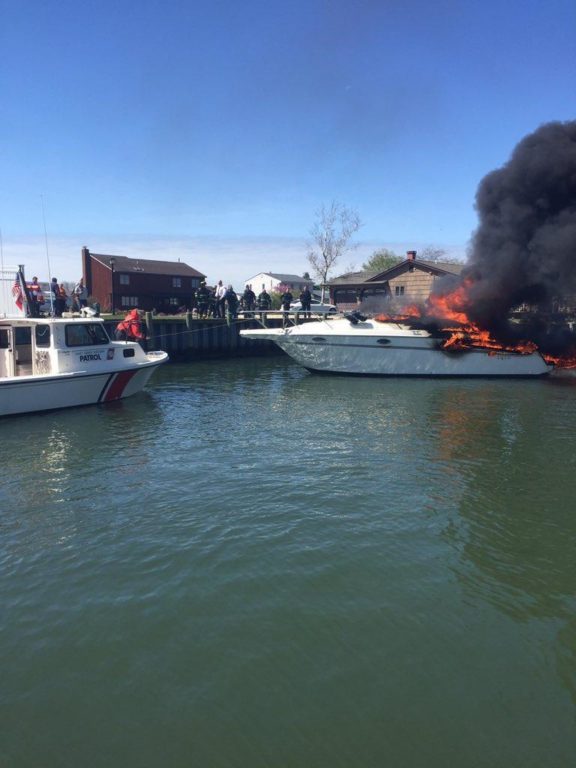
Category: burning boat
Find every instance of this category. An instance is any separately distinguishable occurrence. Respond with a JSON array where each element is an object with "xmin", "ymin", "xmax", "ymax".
[
  {"xmin": 240, "ymin": 314, "xmax": 553, "ymax": 377},
  {"xmin": 244, "ymin": 120, "xmax": 576, "ymax": 377}
]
